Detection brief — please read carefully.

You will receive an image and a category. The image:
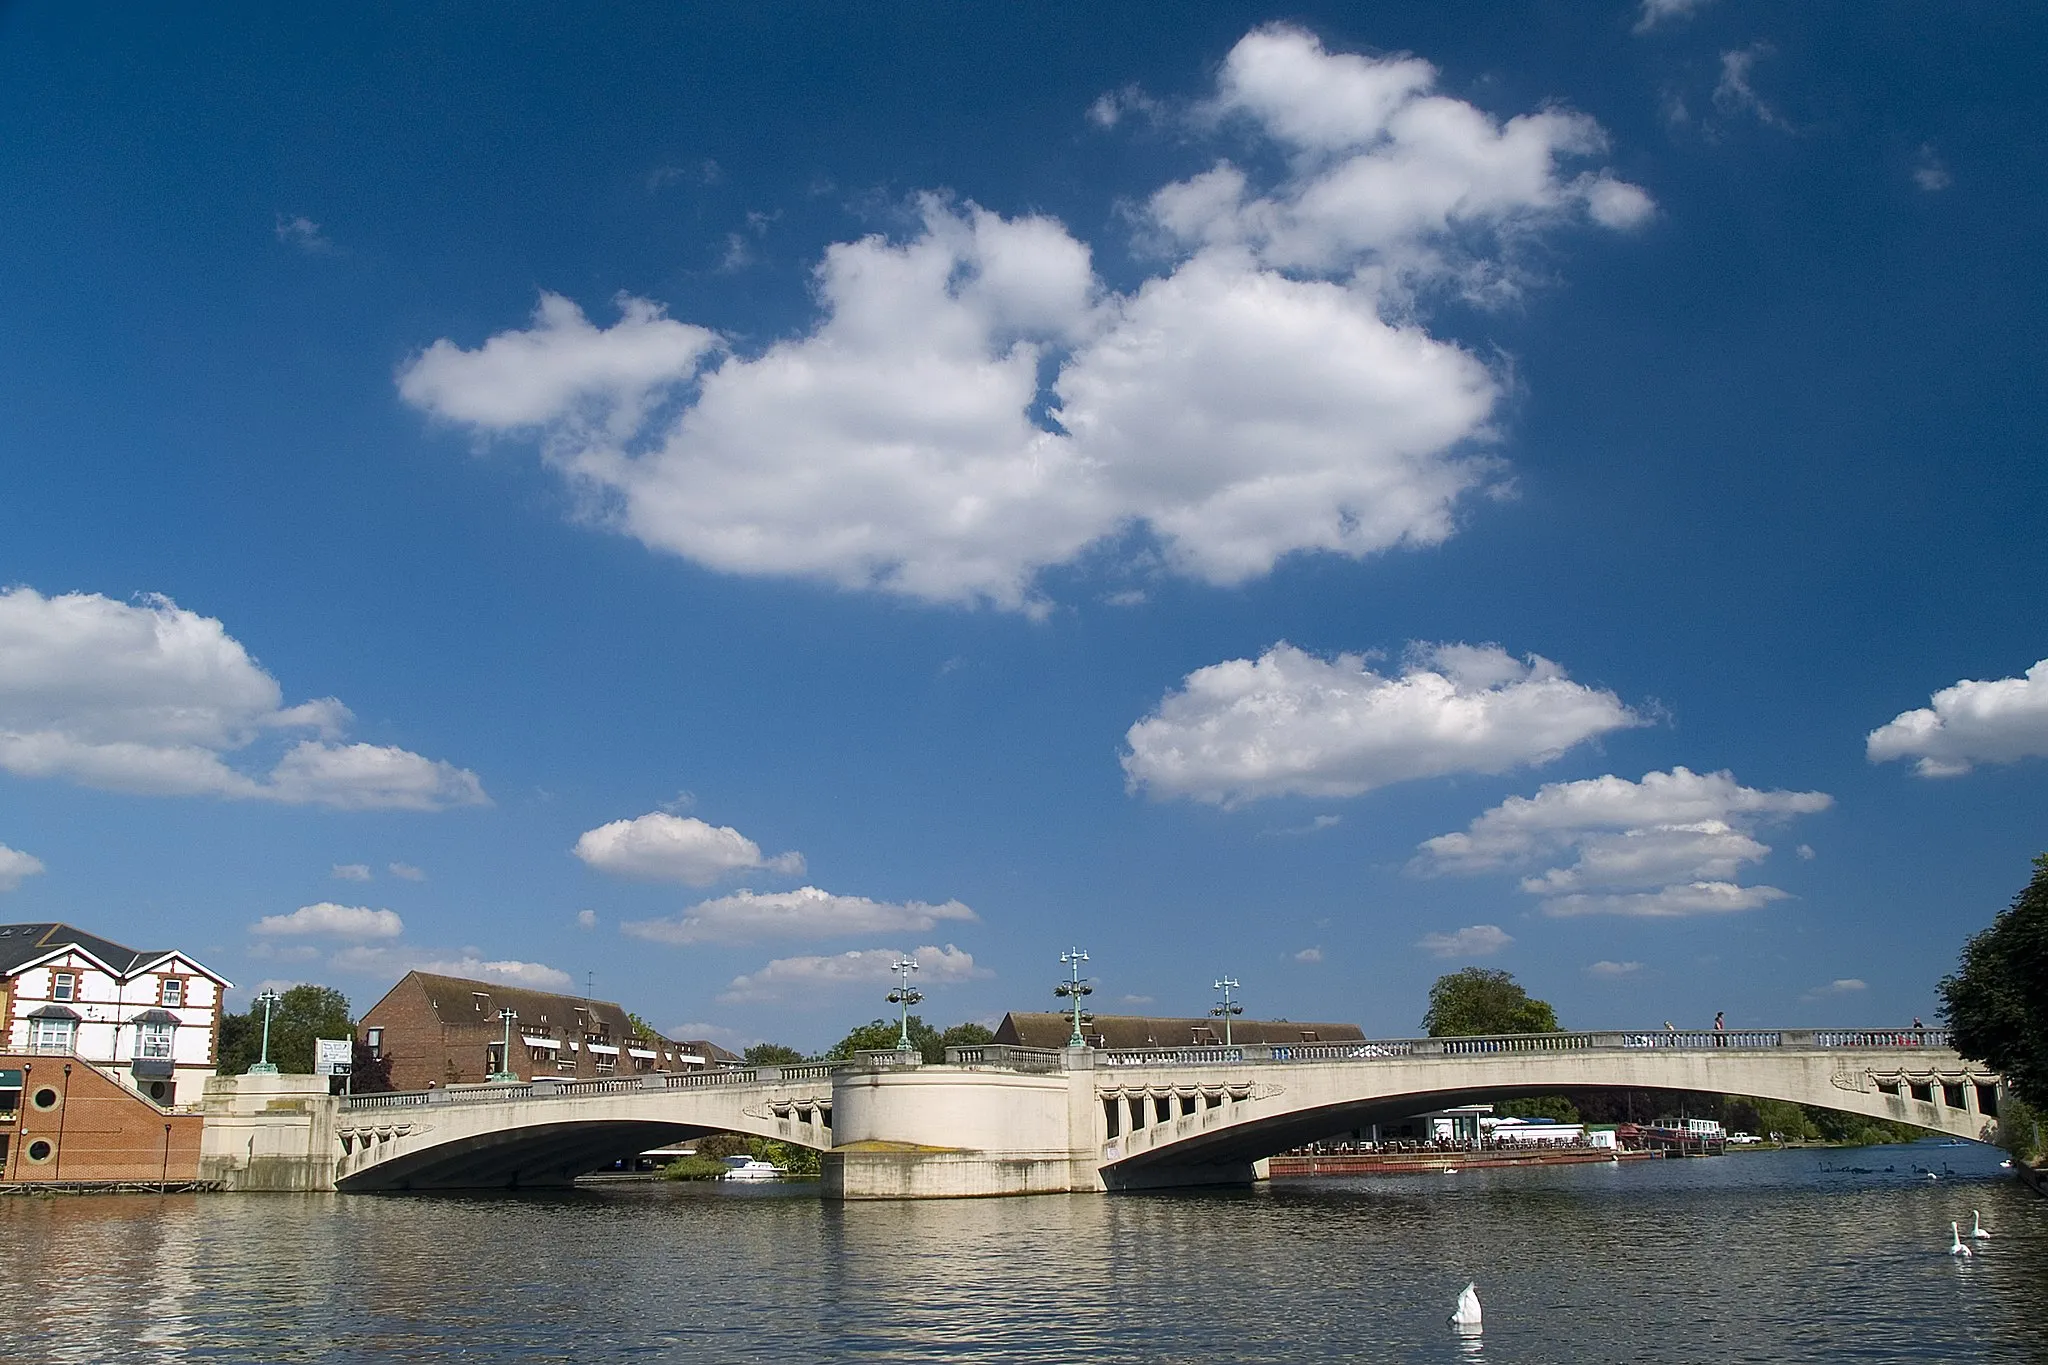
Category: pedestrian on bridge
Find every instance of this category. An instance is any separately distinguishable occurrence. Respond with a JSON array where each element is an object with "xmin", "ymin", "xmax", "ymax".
[{"xmin": 1713, "ymin": 1012, "xmax": 1726, "ymax": 1046}]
